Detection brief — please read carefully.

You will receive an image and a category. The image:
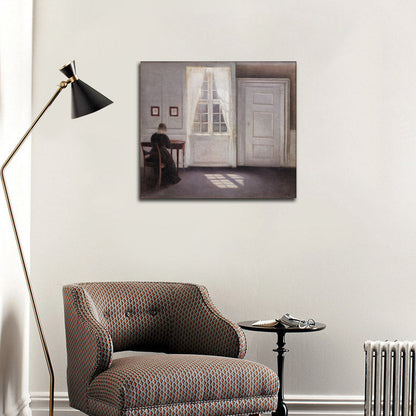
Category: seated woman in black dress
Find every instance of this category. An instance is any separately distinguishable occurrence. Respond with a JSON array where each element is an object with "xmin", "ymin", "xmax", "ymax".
[{"xmin": 150, "ymin": 123, "xmax": 181, "ymax": 185}]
